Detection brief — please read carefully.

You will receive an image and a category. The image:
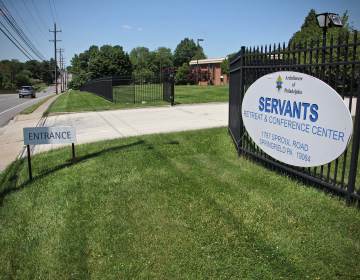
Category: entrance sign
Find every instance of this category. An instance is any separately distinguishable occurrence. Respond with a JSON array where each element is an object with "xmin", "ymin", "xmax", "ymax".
[
  {"xmin": 23, "ymin": 126, "xmax": 77, "ymax": 180},
  {"xmin": 241, "ymin": 71, "xmax": 353, "ymax": 167},
  {"xmin": 24, "ymin": 126, "xmax": 76, "ymax": 145}
]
